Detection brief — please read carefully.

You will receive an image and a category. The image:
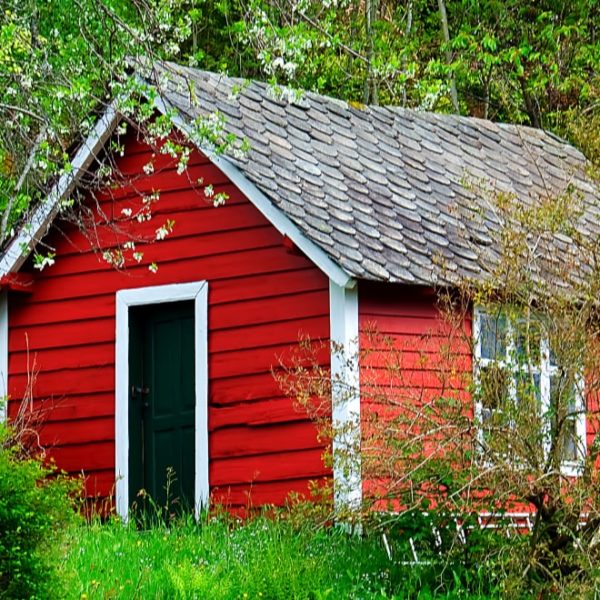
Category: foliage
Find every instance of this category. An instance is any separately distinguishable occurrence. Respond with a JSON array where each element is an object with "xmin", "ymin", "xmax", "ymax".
[
  {"xmin": 227, "ymin": 0, "xmax": 600, "ymax": 129},
  {"xmin": 0, "ymin": 420, "xmax": 80, "ymax": 599},
  {"xmin": 0, "ymin": 0, "xmax": 183, "ymax": 238},
  {"xmin": 279, "ymin": 157, "xmax": 600, "ymax": 597},
  {"xmin": 64, "ymin": 508, "xmax": 498, "ymax": 599},
  {"xmin": 2, "ymin": 1, "xmax": 599, "ymax": 250}
]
